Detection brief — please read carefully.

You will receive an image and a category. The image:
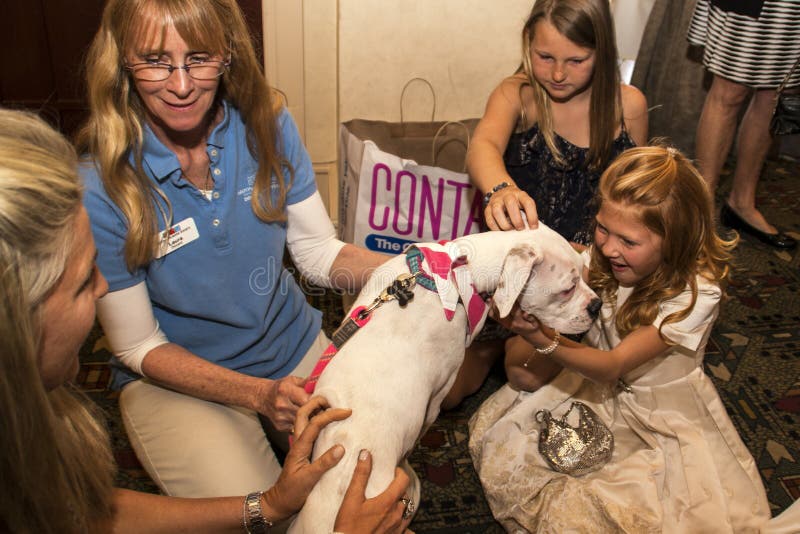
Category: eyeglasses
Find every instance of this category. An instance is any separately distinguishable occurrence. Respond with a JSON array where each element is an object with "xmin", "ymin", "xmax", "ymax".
[{"xmin": 125, "ymin": 59, "xmax": 230, "ymax": 82}]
